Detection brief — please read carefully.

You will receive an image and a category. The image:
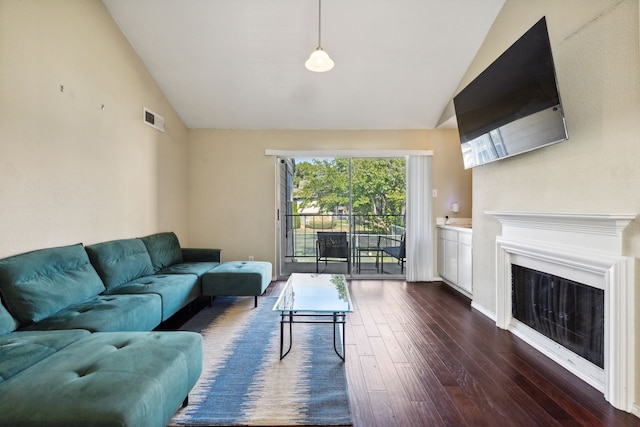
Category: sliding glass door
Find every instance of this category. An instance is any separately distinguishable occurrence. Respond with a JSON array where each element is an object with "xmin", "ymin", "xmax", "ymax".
[{"xmin": 278, "ymin": 157, "xmax": 406, "ymax": 277}]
